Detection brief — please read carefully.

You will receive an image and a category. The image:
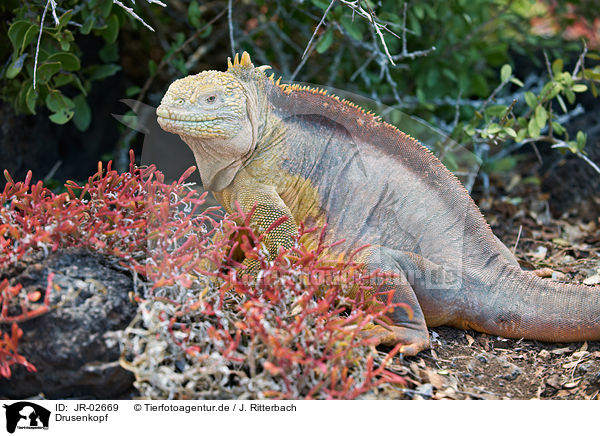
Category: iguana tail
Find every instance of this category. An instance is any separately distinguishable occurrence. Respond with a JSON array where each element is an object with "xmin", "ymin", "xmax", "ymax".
[{"xmin": 465, "ymin": 267, "xmax": 600, "ymax": 342}]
